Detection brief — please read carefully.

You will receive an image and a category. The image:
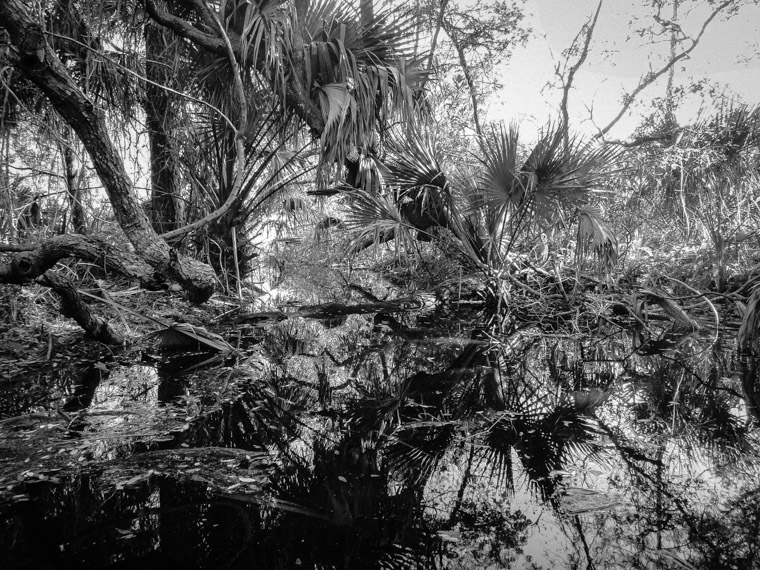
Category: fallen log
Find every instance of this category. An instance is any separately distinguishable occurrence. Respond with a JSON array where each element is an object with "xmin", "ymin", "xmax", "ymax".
[
  {"xmin": 0, "ymin": 234, "xmax": 170, "ymax": 344},
  {"xmin": 296, "ymin": 298, "xmax": 423, "ymax": 319},
  {"xmin": 0, "ymin": 234, "xmax": 162, "ymax": 289}
]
